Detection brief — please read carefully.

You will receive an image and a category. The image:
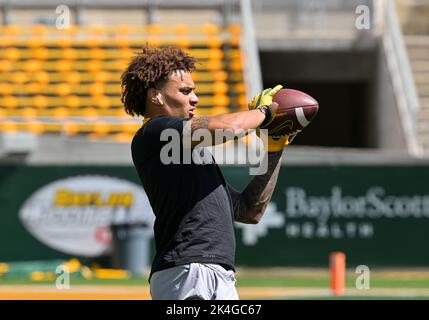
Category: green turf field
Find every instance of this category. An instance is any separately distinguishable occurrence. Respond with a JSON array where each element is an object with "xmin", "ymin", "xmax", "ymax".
[{"xmin": 1, "ymin": 268, "xmax": 429, "ymax": 299}]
